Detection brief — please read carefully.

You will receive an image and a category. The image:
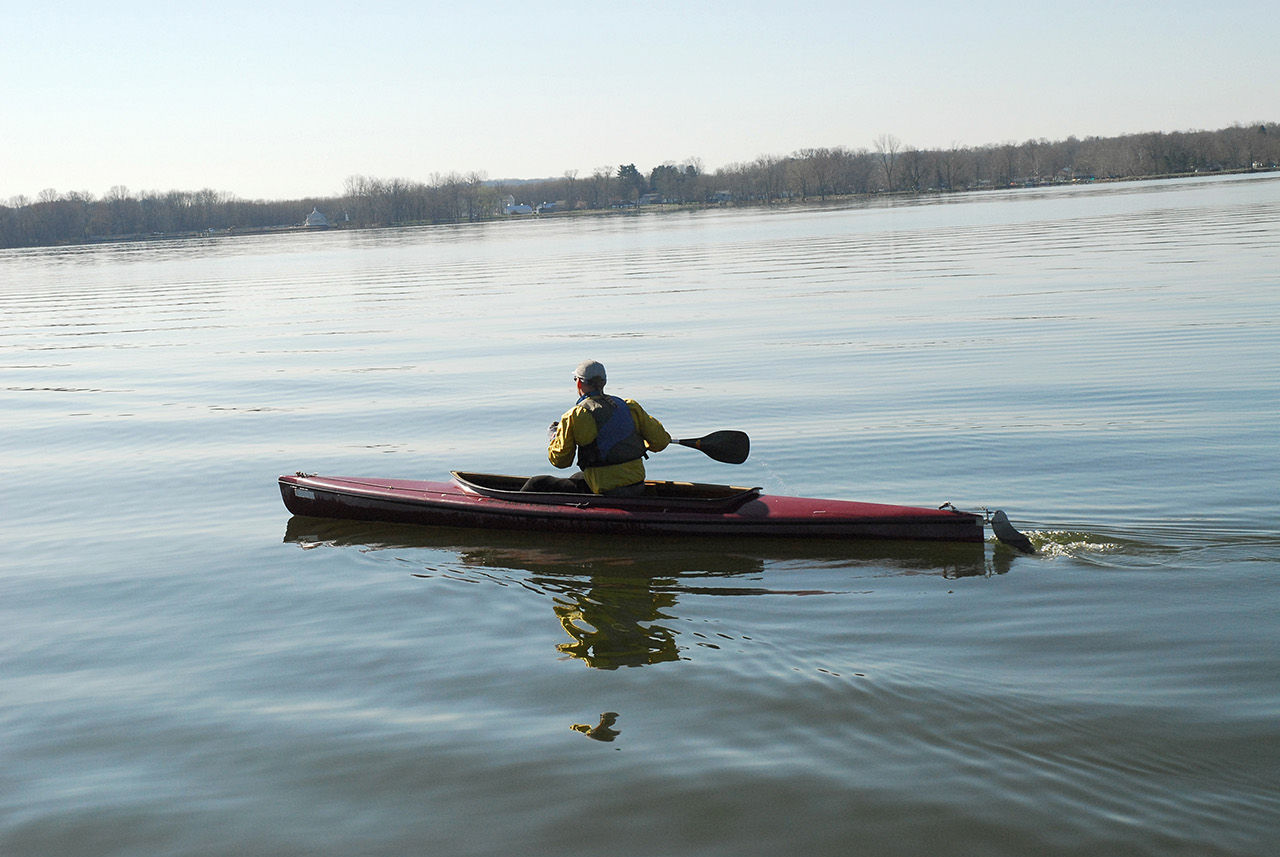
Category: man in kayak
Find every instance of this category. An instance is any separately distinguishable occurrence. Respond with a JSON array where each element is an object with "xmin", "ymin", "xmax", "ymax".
[{"xmin": 522, "ymin": 360, "xmax": 671, "ymax": 497}]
